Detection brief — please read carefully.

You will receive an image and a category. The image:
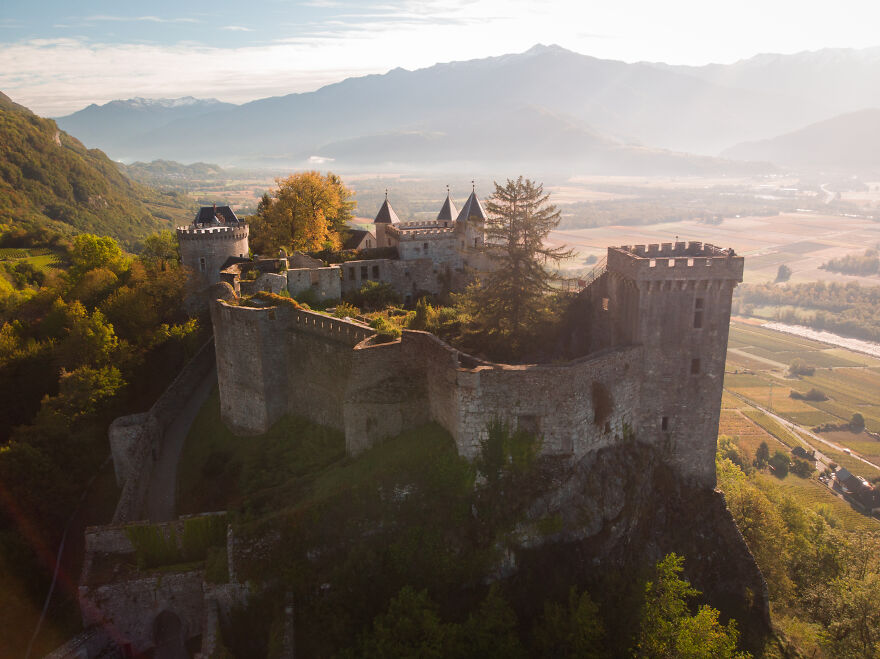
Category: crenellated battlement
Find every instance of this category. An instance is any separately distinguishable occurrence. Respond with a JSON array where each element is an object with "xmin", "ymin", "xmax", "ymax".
[
  {"xmin": 176, "ymin": 225, "xmax": 249, "ymax": 241},
  {"xmin": 607, "ymin": 242, "xmax": 743, "ymax": 282},
  {"xmin": 386, "ymin": 225, "xmax": 456, "ymax": 239}
]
